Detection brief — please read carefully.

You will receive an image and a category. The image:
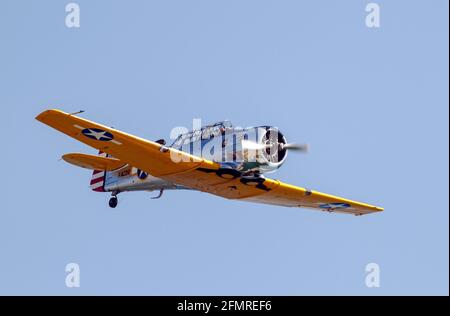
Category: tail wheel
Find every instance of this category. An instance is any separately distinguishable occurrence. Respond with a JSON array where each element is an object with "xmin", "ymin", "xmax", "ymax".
[{"xmin": 109, "ymin": 196, "xmax": 118, "ymax": 208}]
